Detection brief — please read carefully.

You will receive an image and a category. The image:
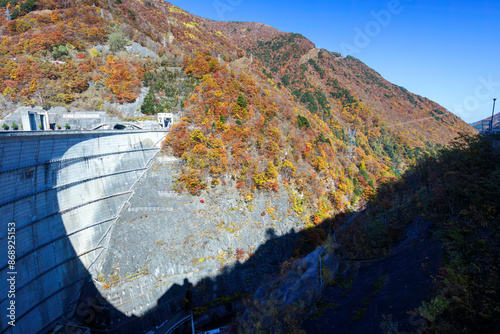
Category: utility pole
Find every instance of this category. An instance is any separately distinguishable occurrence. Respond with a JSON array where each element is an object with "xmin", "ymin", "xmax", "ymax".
[
  {"xmin": 346, "ymin": 127, "xmax": 357, "ymax": 163},
  {"xmin": 490, "ymin": 98, "xmax": 497, "ymax": 132}
]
